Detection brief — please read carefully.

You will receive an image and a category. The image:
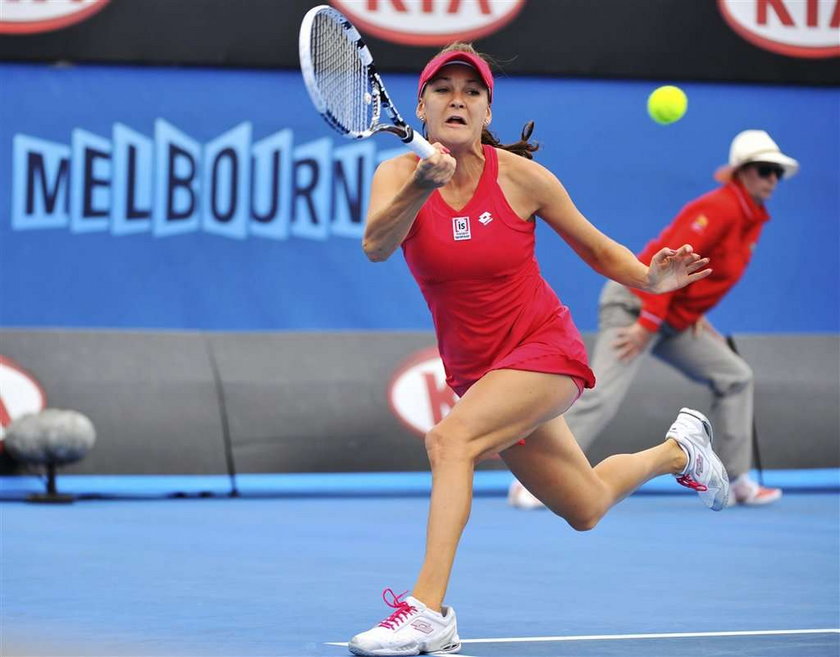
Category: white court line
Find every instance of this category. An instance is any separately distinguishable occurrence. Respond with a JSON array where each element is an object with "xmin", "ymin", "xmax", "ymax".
[
  {"xmin": 324, "ymin": 643, "xmax": 478, "ymax": 656},
  {"xmin": 459, "ymin": 628, "xmax": 840, "ymax": 644},
  {"xmin": 323, "ymin": 648, "xmax": 477, "ymax": 657},
  {"xmin": 326, "ymin": 627, "xmax": 840, "ymax": 647}
]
